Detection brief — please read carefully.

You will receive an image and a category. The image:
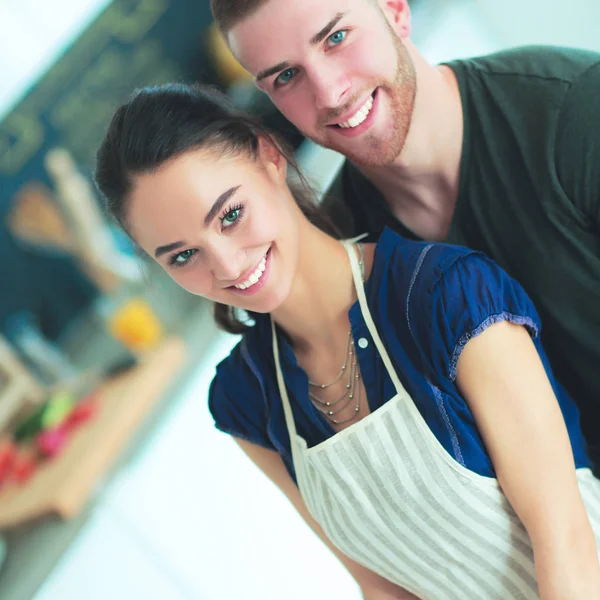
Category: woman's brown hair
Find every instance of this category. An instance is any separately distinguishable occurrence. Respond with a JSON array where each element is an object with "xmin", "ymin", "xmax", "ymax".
[{"xmin": 95, "ymin": 82, "xmax": 339, "ymax": 334}]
